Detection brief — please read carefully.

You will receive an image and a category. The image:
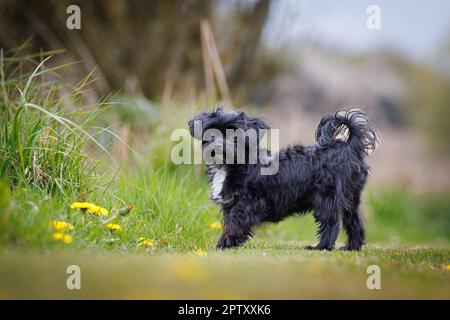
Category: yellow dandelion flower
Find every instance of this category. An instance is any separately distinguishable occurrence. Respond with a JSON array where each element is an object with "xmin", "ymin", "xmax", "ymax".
[
  {"xmin": 86, "ymin": 205, "xmax": 109, "ymax": 216},
  {"xmin": 138, "ymin": 237, "xmax": 154, "ymax": 248},
  {"xmin": 51, "ymin": 220, "xmax": 74, "ymax": 232},
  {"xmin": 194, "ymin": 249, "xmax": 207, "ymax": 256},
  {"xmin": 62, "ymin": 234, "xmax": 73, "ymax": 244},
  {"xmin": 70, "ymin": 202, "xmax": 93, "ymax": 209},
  {"xmin": 52, "ymin": 232, "xmax": 73, "ymax": 244},
  {"xmin": 209, "ymin": 221, "xmax": 222, "ymax": 230},
  {"xmin": 106, "ymin": 223, "xmax": 123, "ymax": 232},
  {"xmin": 53, "ymin": 232, "xmax": 64, "ymax": 241},
  {"xmin": 71, "ymin": 202, "xmax": 109, "ymax": 216},
  {"xmin": 446, "ymin": 265, "xmax": 450, "ymax": 271}
]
